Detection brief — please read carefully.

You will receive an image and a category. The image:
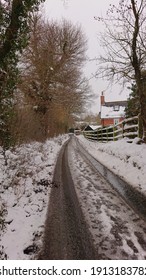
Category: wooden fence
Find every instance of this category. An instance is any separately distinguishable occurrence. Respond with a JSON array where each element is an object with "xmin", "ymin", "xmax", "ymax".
[{"xmin": 83, "ymin": 116, "xmax": 139, "ymax": 142}]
